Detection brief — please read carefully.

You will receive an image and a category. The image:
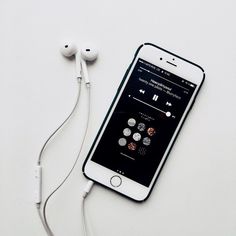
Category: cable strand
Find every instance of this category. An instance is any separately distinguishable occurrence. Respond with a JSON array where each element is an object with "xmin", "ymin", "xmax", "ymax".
[
  {"xmin": 81, "ymin": 198, "xmax": 87, "ymax": 236},
  {"xmin": 36, "ymin": 78, "xmax": 82, "ymax": 236},
  {"xmin": 37, "ymin": 78, "xmax": 82, "ymax": 165},
  {"xmin": 42, "ymin": 85, "xmax": 91, "ymax": 234},
  {"xmin": 36, "ymin": 204, "xmax": 54, "ymax": 236}
]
